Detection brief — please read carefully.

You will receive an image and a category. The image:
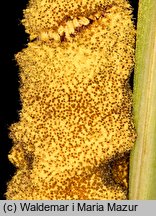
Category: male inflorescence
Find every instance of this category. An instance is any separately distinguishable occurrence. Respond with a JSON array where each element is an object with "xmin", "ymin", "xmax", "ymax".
[{"xmin": 6, "ymin": 0, "xmax": 136, "ymax": 200}]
